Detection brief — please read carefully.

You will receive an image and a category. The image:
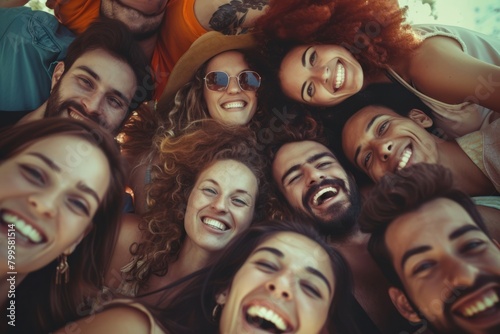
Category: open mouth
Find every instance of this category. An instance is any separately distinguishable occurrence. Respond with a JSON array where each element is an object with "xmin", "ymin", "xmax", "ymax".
[
  {"xmin": 222, "ymin": 101, "xmax": 247, "ymax": 110},
  {"xmin": 396, "ymin": 145, "xmax": 413, "ymax": 171},
  {"xmin": 311, "ymin": 186, "xmax": 339, "ymax": 206},
  {"xmin": 245, "ymin": 305, "xmax": 292, "ymax": 333},
  {"xmin": 455, "ymin": 289, "xmax": 500, "ymax": 320},
  {"xmin": 202, "ymin": 217, "xmax": 229, "ymax": 231},
  {"xmin": 68, "ymin": 109, "xmax": 88, "ymax": 122},
  {"xmin": 333, "ymin": 61, "xmax": 345, "ymax": 92},
  {"xmin": 1, "ymin": 210, "xmax": 45, "ymax": 244}
]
